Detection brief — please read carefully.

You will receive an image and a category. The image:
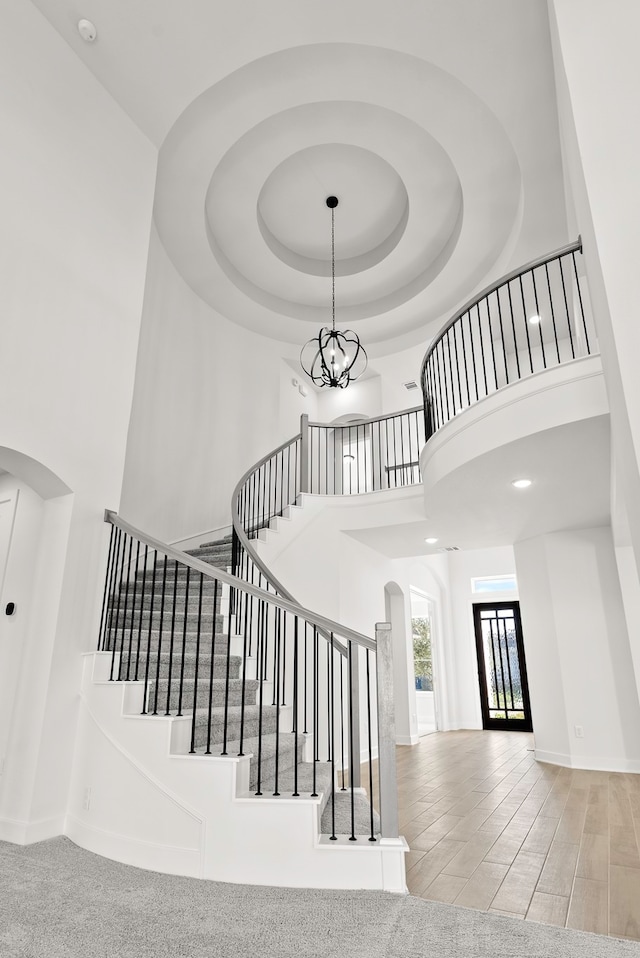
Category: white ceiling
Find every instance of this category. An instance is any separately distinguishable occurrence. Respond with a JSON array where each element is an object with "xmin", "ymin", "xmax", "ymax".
[
  {"xmin": 346, "ymin": 416, "xmax": 611, "ymax": 557},
  {"xmin": 30, "ymin": 0, "xmax": 569, "ymax": 356}
]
